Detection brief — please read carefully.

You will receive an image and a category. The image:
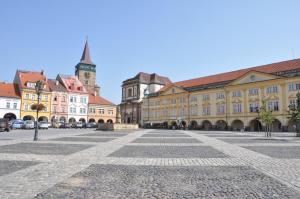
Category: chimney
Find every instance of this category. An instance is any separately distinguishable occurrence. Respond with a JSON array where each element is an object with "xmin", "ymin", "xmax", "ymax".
[{"xmin": 41, "ymin": 70, "xmax": 44, "ymax": 75}]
